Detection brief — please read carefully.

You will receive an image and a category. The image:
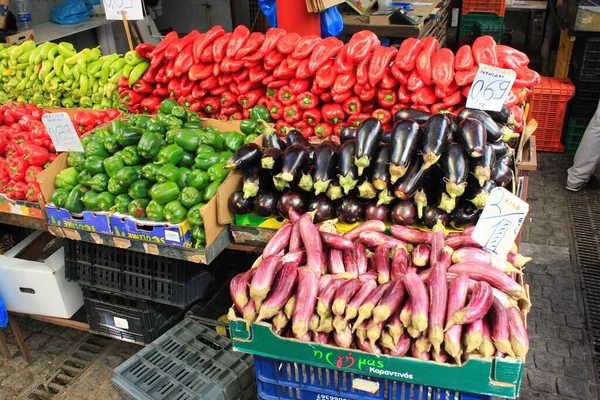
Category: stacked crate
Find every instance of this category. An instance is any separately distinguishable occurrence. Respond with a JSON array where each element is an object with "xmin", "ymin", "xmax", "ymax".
[
  {"xmin": 432, "ymin": 0, "xmax": 452, "ymax": 47},
  {"xmin": 458, "ymin": 0, "xmax": 505, "ymax": 44}
]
